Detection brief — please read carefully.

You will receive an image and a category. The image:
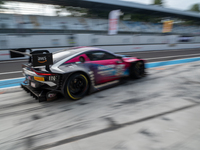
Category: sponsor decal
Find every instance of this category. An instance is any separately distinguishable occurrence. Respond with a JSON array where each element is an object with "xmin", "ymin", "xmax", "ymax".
[
  {"xmin": 34, "ymin": 76, "xmax": 44, "ymax": 82},
  {"xmin": 49, "ymin": 76, "xmax": 56, "ymax": 81},
  {"xmin": 46, "ymin": 92, "xmax": 57, "ymax": 101},
  {"xmin": 98, "ymin": 65, "xmax": 115, "ymax": 70},
  {"xmin": 162, "ymin": 20, "xmax": 173, "ymax": 33},
  {"xmin": 115, "ymin": 64, "xmax": 125, "ymax": 76},
  {"xmin": 31, "ymin": 82, "xmax": 36, "ymax": 88},
  {"xmin": 32, "ymin": 53, "xmax": 53, "ymax": 67},
  {"xmin": 97, "ymin": 65, "xmax": 115, "ymax": 76},
  {"xmin": 48, "ymin": 93, "xmax": 56, "ymax": 98},
  {"xmin": 97, "ymin": 64, "xmax": 125, "ymax": 76},
  {"xmin": 38, "ymin": 56, "xmax": 47, "ymax": 63}
]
